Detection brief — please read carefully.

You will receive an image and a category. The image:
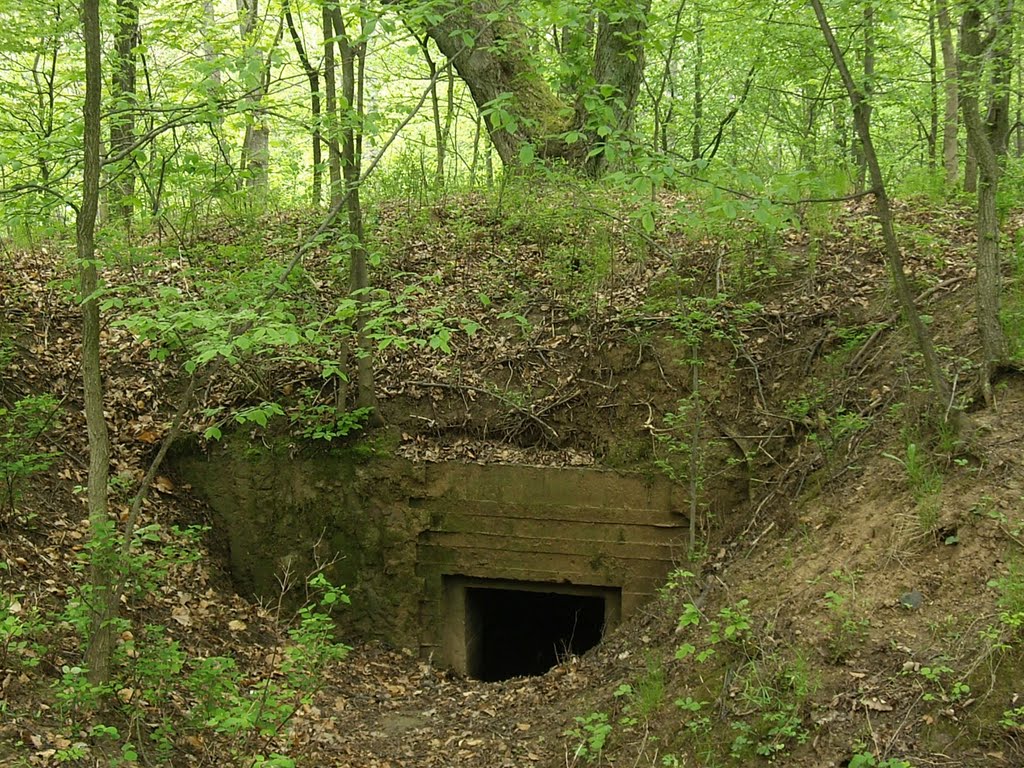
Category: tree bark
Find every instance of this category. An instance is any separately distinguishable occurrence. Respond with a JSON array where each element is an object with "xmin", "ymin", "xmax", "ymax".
[
  {"xmin": 928, "ymin": 7, "xmax": 939, "ymax": 169},
  {"xmin": 853, "ymin": 0, "xmax": 875, "ymax": 193},
  {"xmin": 418, "ymin": 0, "xmax": 648, "ymax": 173},
  {"xmin": 936, "ymin": 0, "xmax": 959, "ymax": 187},
  {"xmin": 810, "ymin": 0, "xmax": 957, "ymax": 421},
  {"xmin": 284, "ymin": 0, "xmax": 322, "ymax": 207},
  {"xmin": 421, "ymin": 38, "xmax": 446, "ymax": 189},
  {"xmin": 332, "ymin": 6, "xmax": 381, "ymax": 423},
  {"xmin": 422, "ymin": 0, "xmax": 572, "ymax": 166},
  {"xmin": 79, "ymin": 0, "xmax": 115, "ymax": 687},
  {"xmin": 960, "ymin": 1, "xmax": 1013, "ymax": 399},
  {"xmin": 691, "ymin": 9, "xmax": 703, "ymax": 162},
  {"xmin": 237, "ymin": 0, "xmax": 279, "ymax": 193},
  {"xmin": 323, "ymin": 2, "xmax": 342, "ymax": 206},
  {"xmin": 587, "ymin": 0, "xmax": 651, "ymax": 174},
  {"xmin": 110, "ymin": 0, "xmax": 139, "ymax": 225}
]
